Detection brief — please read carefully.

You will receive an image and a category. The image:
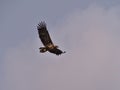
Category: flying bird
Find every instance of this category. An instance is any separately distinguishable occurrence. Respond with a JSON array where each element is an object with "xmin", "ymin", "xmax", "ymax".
[{"xmin": 37, "ymin": 21, "xmax": 65, "ymax": 55}]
